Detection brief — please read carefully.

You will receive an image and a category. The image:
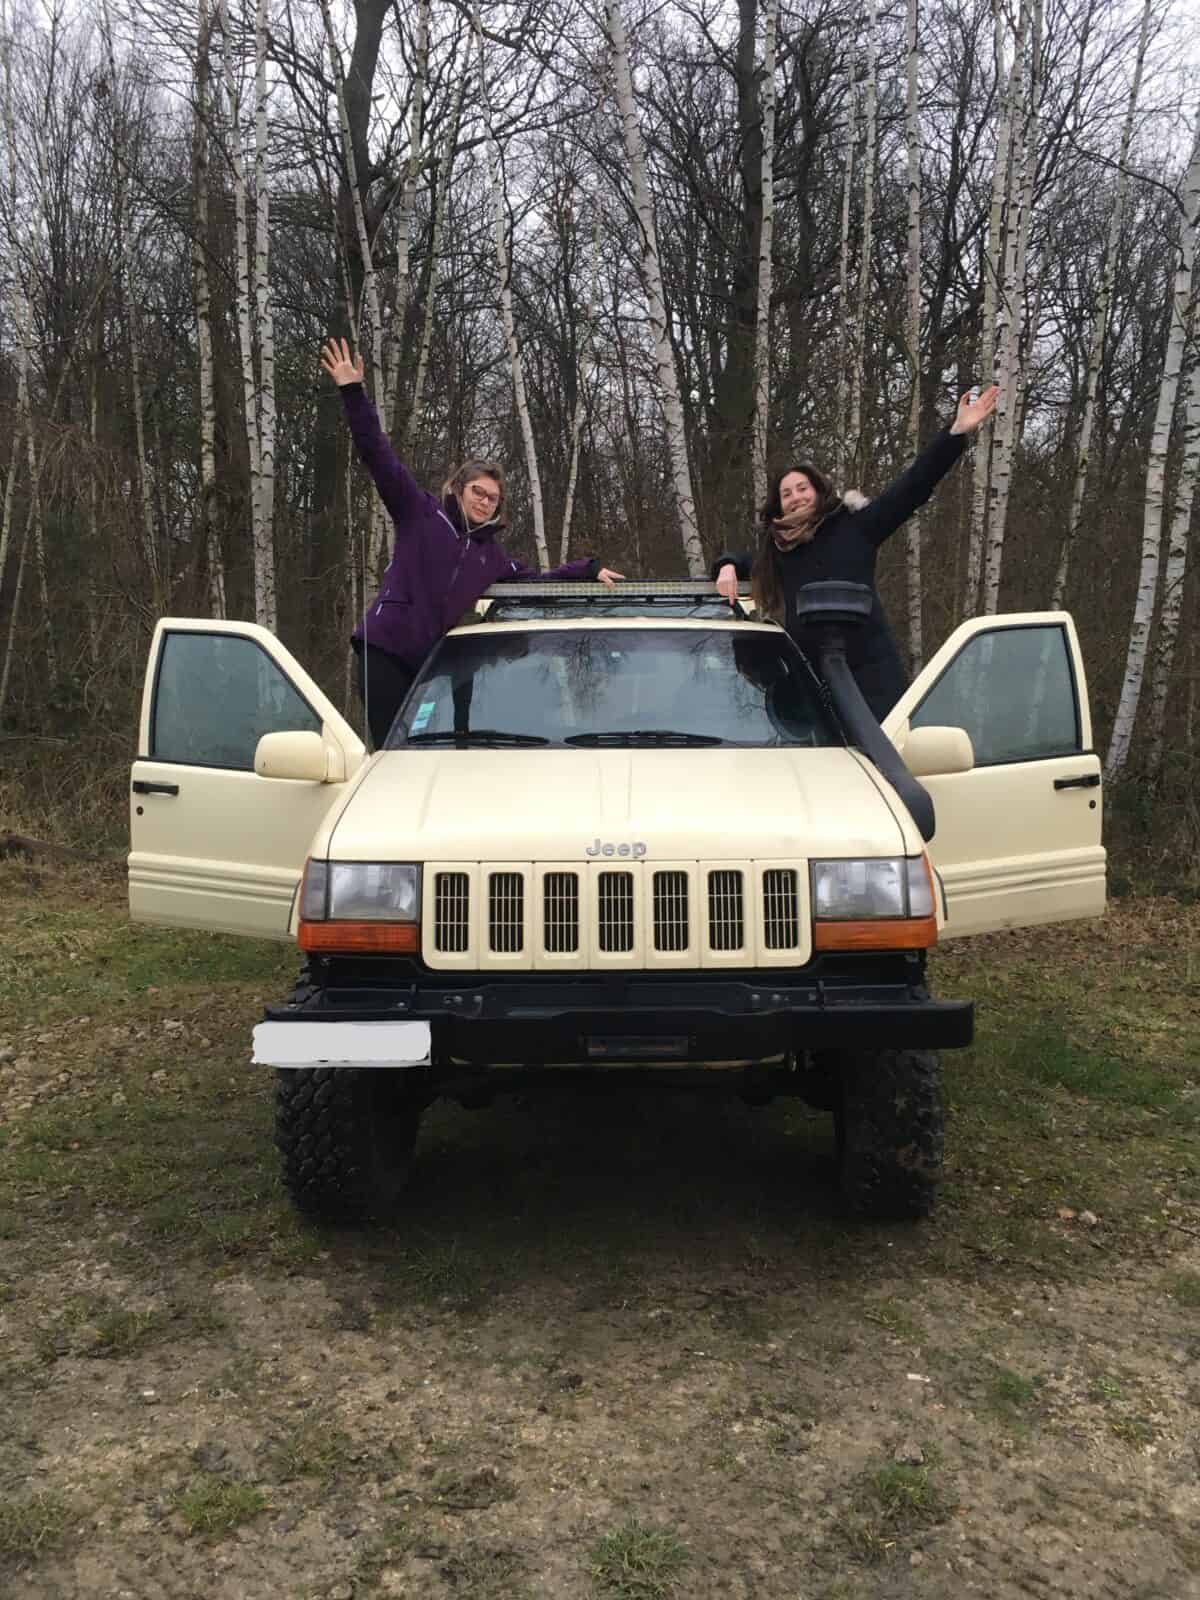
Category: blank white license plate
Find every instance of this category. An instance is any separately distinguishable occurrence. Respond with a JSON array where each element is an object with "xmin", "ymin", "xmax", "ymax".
[{"xmin": 251, "ymin": 1020, "xmax": 432, "ymax": 1068}]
